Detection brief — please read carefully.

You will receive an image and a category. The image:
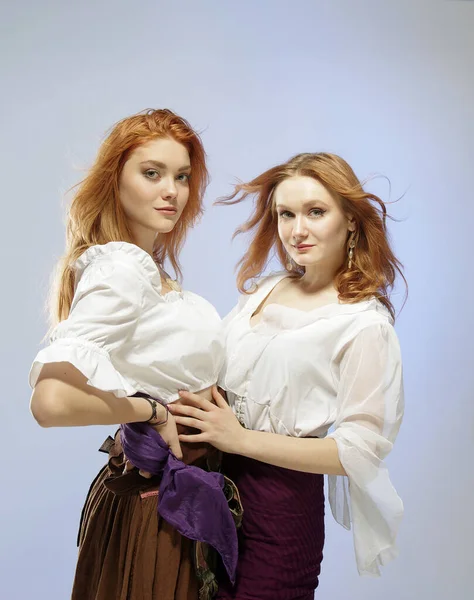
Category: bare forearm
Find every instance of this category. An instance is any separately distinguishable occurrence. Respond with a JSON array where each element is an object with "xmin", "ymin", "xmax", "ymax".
[
  {"xmin": 238, "ymin": 430, "xmax": 346, "ymax": 476},
  {"xmin": 30, "ymin": 362, "xmax": 164, "ymax": 428},
  {"xmin": 31, "ymin": 384, "xmax": 155, "ymax": 427}
]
